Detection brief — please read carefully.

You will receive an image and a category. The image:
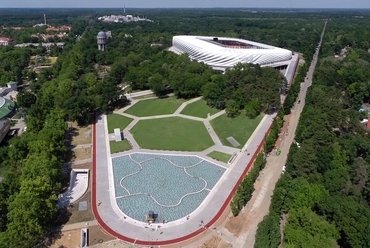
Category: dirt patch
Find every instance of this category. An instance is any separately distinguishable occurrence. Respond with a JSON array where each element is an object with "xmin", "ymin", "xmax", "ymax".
[
  {"xmin": 275, "ymin": 114, "xmax": 291, "ymax": 149},
  {"xmin": 69, "ymin": 147, "xmax": 92, "ymax": 161},
  {"xmin": 199, "ymin": 235, "xmax": 223, "ymax": 248},
  {"xmin": 278, "ymin": 213, "xmax": 288, "ymax": 248},
  {"xmin": 49, "ymin": 225, "xmax": 116, "ymax": 248},
  {"xmin": 67, "ymin": 122, "xmax": 92, "ymax": 146},
  {"xmin": 66, "ymin": 191, "xmax": 95, "ymax": 224},
  {"xmin": 87, "ymin": 225, "xmax": 116, "ymax": 247},
  {"xmin": 71, "ymin": 162, "xmax": 91, "ymax": 170},
  {"xmin": 49, "ymin": 229, "xmax": 81, "ymax": 248},
  {"xmin": 94, "ymin": 64, "xmax": 111, "ymax": 79}
]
